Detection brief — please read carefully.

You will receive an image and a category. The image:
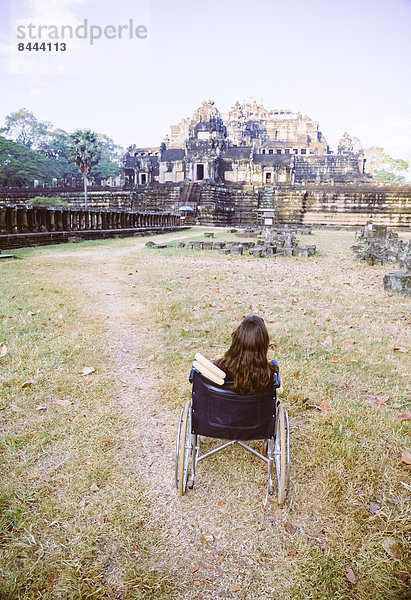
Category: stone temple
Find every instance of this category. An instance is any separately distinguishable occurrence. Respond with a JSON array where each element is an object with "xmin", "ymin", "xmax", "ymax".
[
  {"xmin": 120, "ymin": 99, "xmax": 408, "ymax": 229},
  {"xmin": 124, "ymin": 100, "xmax": 366, "ymax": 188}
]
